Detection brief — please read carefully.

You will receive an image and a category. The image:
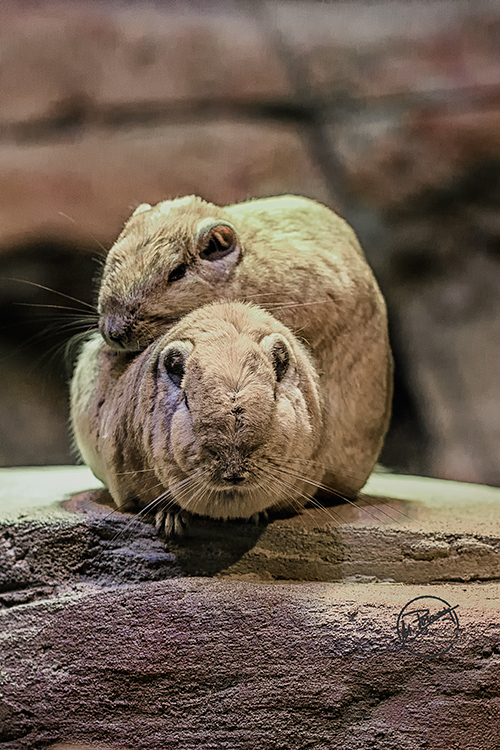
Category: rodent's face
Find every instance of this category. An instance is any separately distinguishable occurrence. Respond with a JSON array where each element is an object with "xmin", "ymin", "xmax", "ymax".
[
  {"xmin": 97, "ymin": 199, "xmax": 242, "ymax": 351},
  {"xmin": 149, "ymin": 327, "xmax": 317, "ymax": 520}
]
